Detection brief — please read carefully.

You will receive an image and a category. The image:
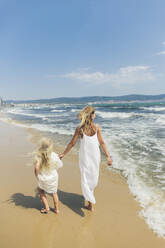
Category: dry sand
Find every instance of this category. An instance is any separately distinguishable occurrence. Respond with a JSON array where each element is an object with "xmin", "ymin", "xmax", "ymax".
[{"xmin": 0, "ymin": 121, "xmax": 165, "ymax": 248}]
